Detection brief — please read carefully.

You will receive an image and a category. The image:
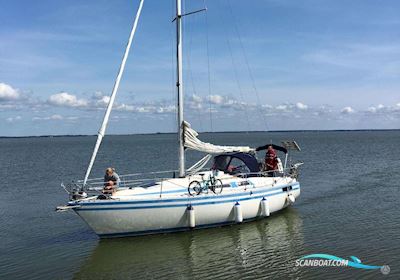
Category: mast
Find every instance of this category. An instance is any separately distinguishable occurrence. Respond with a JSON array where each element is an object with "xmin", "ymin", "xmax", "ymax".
[
  {"xmin": 176, "ymin": 0, "xmax": 185, "ymax": 177},
  {"xmin": 83, "ymin": 0, "xmax": 145, "ymax": 185}
]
